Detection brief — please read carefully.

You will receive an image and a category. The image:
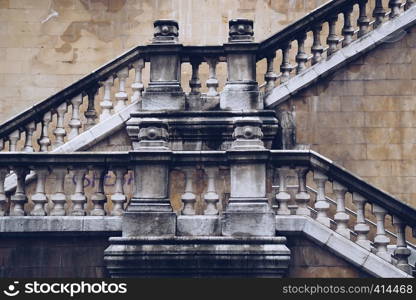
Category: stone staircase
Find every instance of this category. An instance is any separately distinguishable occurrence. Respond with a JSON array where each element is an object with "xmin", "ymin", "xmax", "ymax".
[{"xmin": 0, "ymin": 0, "xmax": 415, "ymax": 277}]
